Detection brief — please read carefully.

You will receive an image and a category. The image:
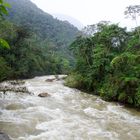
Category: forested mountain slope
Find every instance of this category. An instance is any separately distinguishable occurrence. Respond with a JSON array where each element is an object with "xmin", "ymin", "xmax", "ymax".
[
  {"xmin": 6, "ymin": 0, "xmax": 79, "ymax": 49},
  {"xmin": 0, "ymin": 0, "xmax": 79, "ymax": 81}
]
